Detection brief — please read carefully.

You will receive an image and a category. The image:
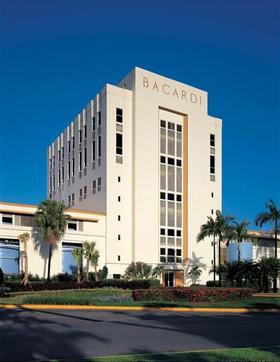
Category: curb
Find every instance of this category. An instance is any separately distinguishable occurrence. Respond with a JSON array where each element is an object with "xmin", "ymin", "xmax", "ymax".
[{"xmin": 0, "ymin": 304, "xmax": 279, "ymax": 313}]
